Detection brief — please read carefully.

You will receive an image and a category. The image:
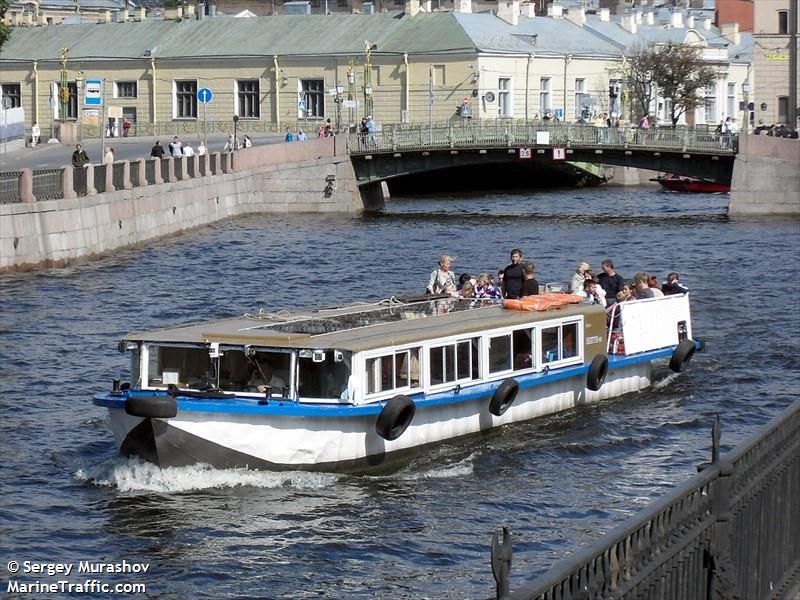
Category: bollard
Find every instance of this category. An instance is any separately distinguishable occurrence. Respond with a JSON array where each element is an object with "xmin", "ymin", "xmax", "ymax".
[
  {"xmin": 190, "ymin": 154, "xmax": 199, "ymax": 178},
  {"xmin": 122, "ymin": 160, "xmax": 133, "ymax": 190},
  {"xmin": 491, "ymin": 527, "xmax": 512, "ymax": 599},
  {"xmin": 85, "ymin": 164, "xmax": 97, "ymax": 196},
  {"xmin": 175, "ymin": 155, "xmax": 187, "ymax": 180},
  {"xmin": 19, "ymin": 169, "xmax": 35, "ymax": 202},
  {"xmin": 105, "ymin": 161, "xmax": 114, "ymax": 191},
  {"xmin": 151, "ymin": 158, "xmax": 163, "ymax": 185},
  {"xmin": 165, "ymin": 157, "xmax": 176, "ymax": 183},
  {"xmin": 61, "ymin": 165, "xmax": 76, "ymax": 199},
  {"xmin": 210, "ymin": 152, "xmax": 221, "ymax": 175}
]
